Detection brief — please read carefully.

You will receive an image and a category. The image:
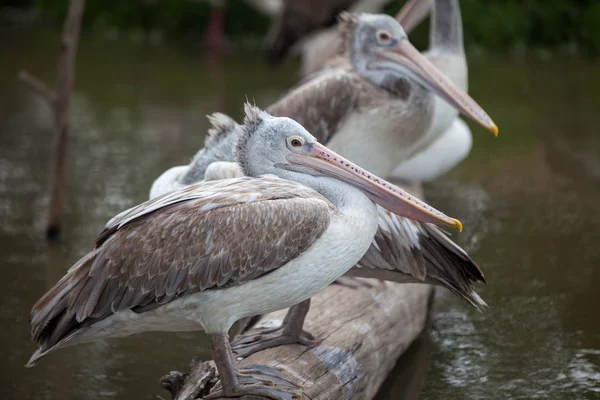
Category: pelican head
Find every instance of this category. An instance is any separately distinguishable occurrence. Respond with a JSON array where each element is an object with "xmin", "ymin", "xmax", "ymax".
[
  {"xmin": 236, "ymin": 104, "xmax": 462, "ymax": 230},
  {"xmin": 340, "ymin": 12, "xmax": 497, "ymax": 135}
]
